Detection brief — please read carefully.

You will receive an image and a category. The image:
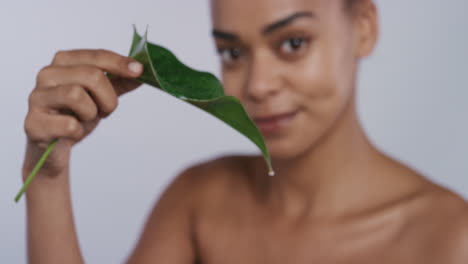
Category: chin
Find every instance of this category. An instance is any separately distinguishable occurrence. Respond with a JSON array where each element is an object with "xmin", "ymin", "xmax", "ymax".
[
  {"xmin": 265, "ymin": 132, "xmax": 320, "ymax": 162},
  {"xmin": 258, "ymin": 108, "xmax": 337, "ymax": 162}
]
